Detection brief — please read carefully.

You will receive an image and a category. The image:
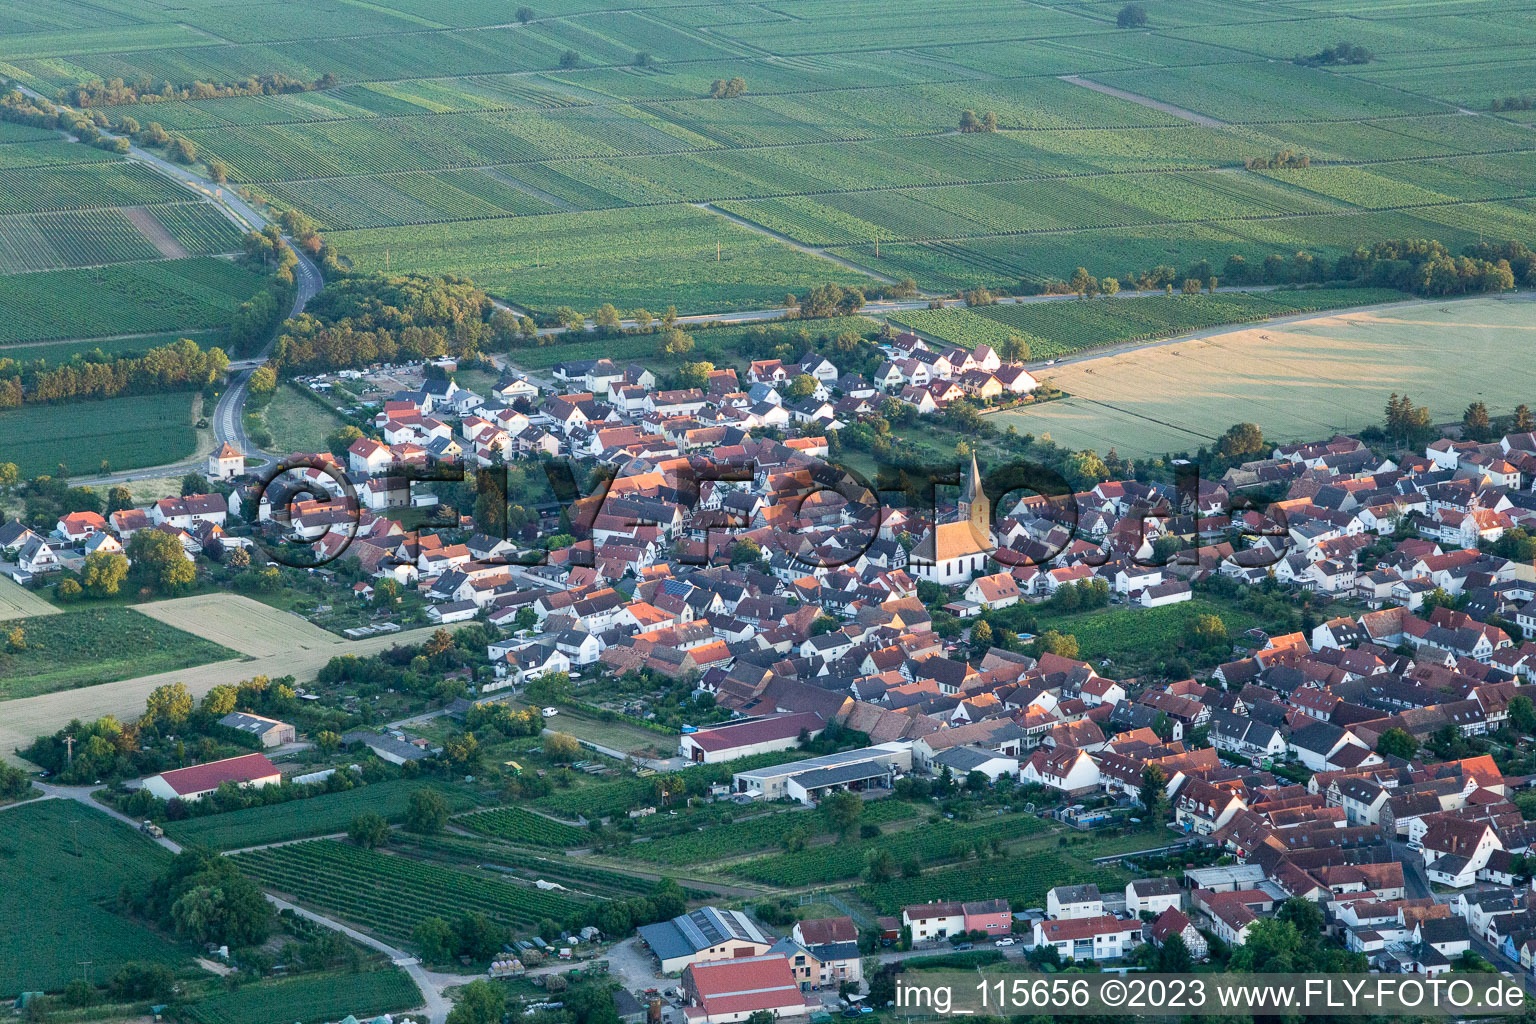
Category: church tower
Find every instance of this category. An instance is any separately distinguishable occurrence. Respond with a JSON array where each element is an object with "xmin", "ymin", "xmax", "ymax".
[{"xmin": 957, "ymin": 452, "xmax": 989, "ymax": 536}]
